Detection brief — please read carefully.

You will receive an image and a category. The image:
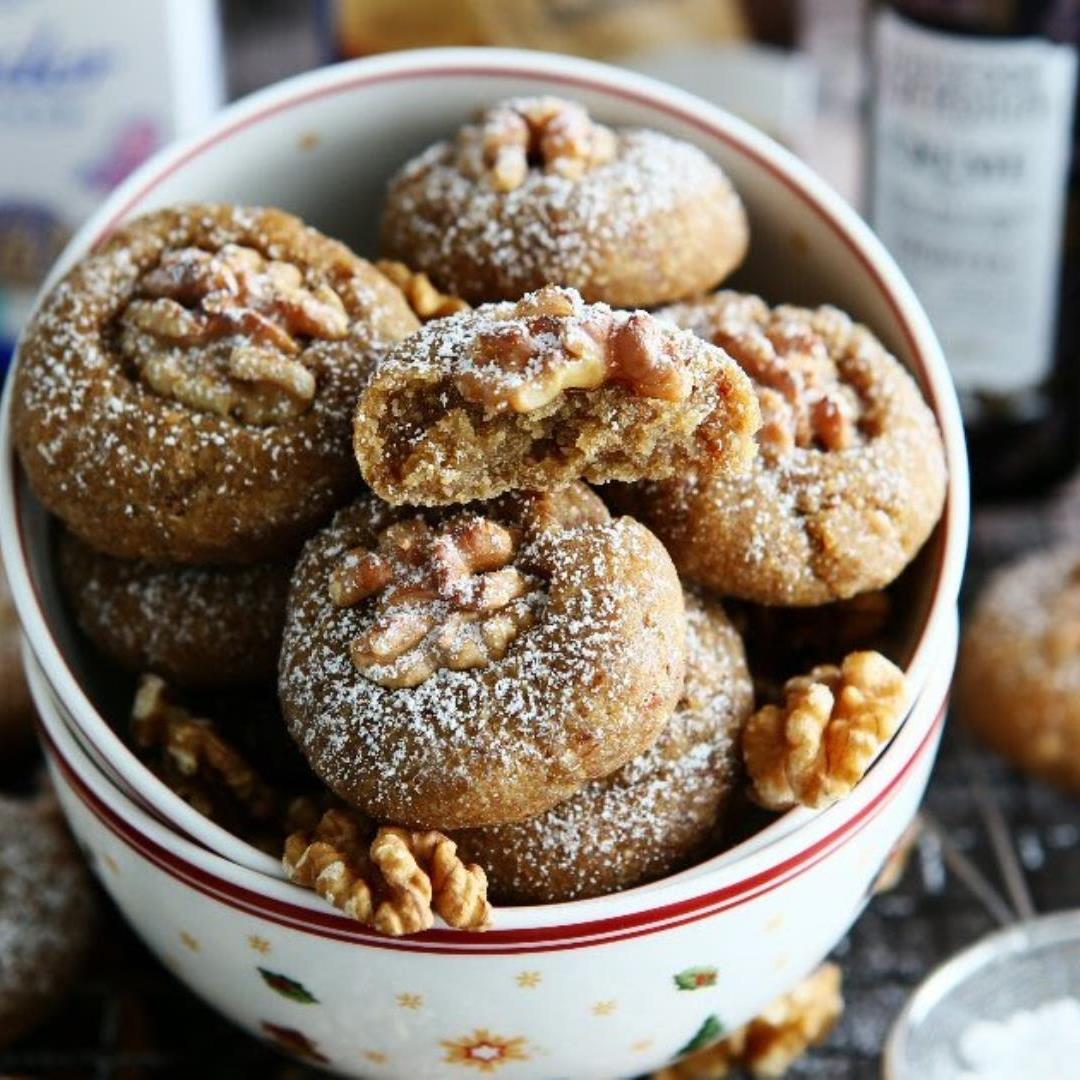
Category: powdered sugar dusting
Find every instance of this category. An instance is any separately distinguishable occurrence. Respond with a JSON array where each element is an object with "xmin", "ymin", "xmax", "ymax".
[
  {"xmin": 279, "ymin": 491, "xmax": 685, "ymax": 829},
  {"xmin": 454, "ymin": 592, "xmax": 754, "ymax": 901},
  {"xmin": 0, "ymin": 798, "xmax": 92, "ymax": 1017},
  {"xmin": 384, "ymin": 128, "xmax": 728, "ymax": 296}
]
